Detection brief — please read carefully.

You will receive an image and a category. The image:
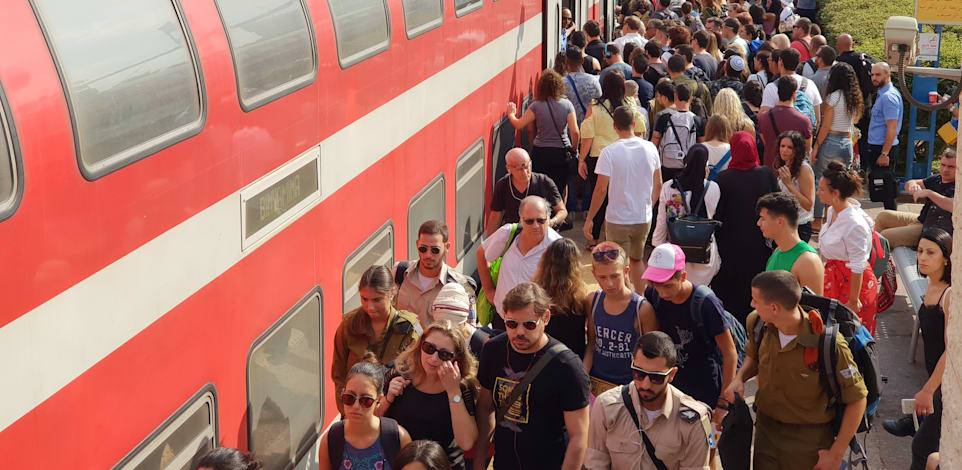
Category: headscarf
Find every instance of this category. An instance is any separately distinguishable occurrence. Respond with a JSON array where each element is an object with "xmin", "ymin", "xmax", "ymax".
[
  {"xmin": 677, "ymin": 144, "xmax": 711, "ymax": 214},
  {"xmin": 728, "ymin": 131, "xmax": 760, "ymax": 171},
  {"xmin": 431, "ymin": 283, "xmax": 471, "ymax": 324}
]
